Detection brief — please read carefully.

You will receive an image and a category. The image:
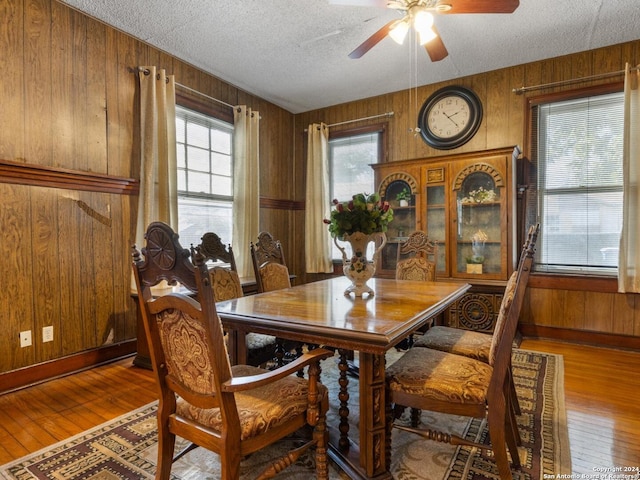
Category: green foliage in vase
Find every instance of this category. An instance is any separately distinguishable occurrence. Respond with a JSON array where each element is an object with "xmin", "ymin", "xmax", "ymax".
[
  {"xmin": 396, "ymin": 187, "xmax": 411, "ymax": 202},
  {"xmin": 324, "ymin": 193, "xmax": 394, "ymax": 238}
]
